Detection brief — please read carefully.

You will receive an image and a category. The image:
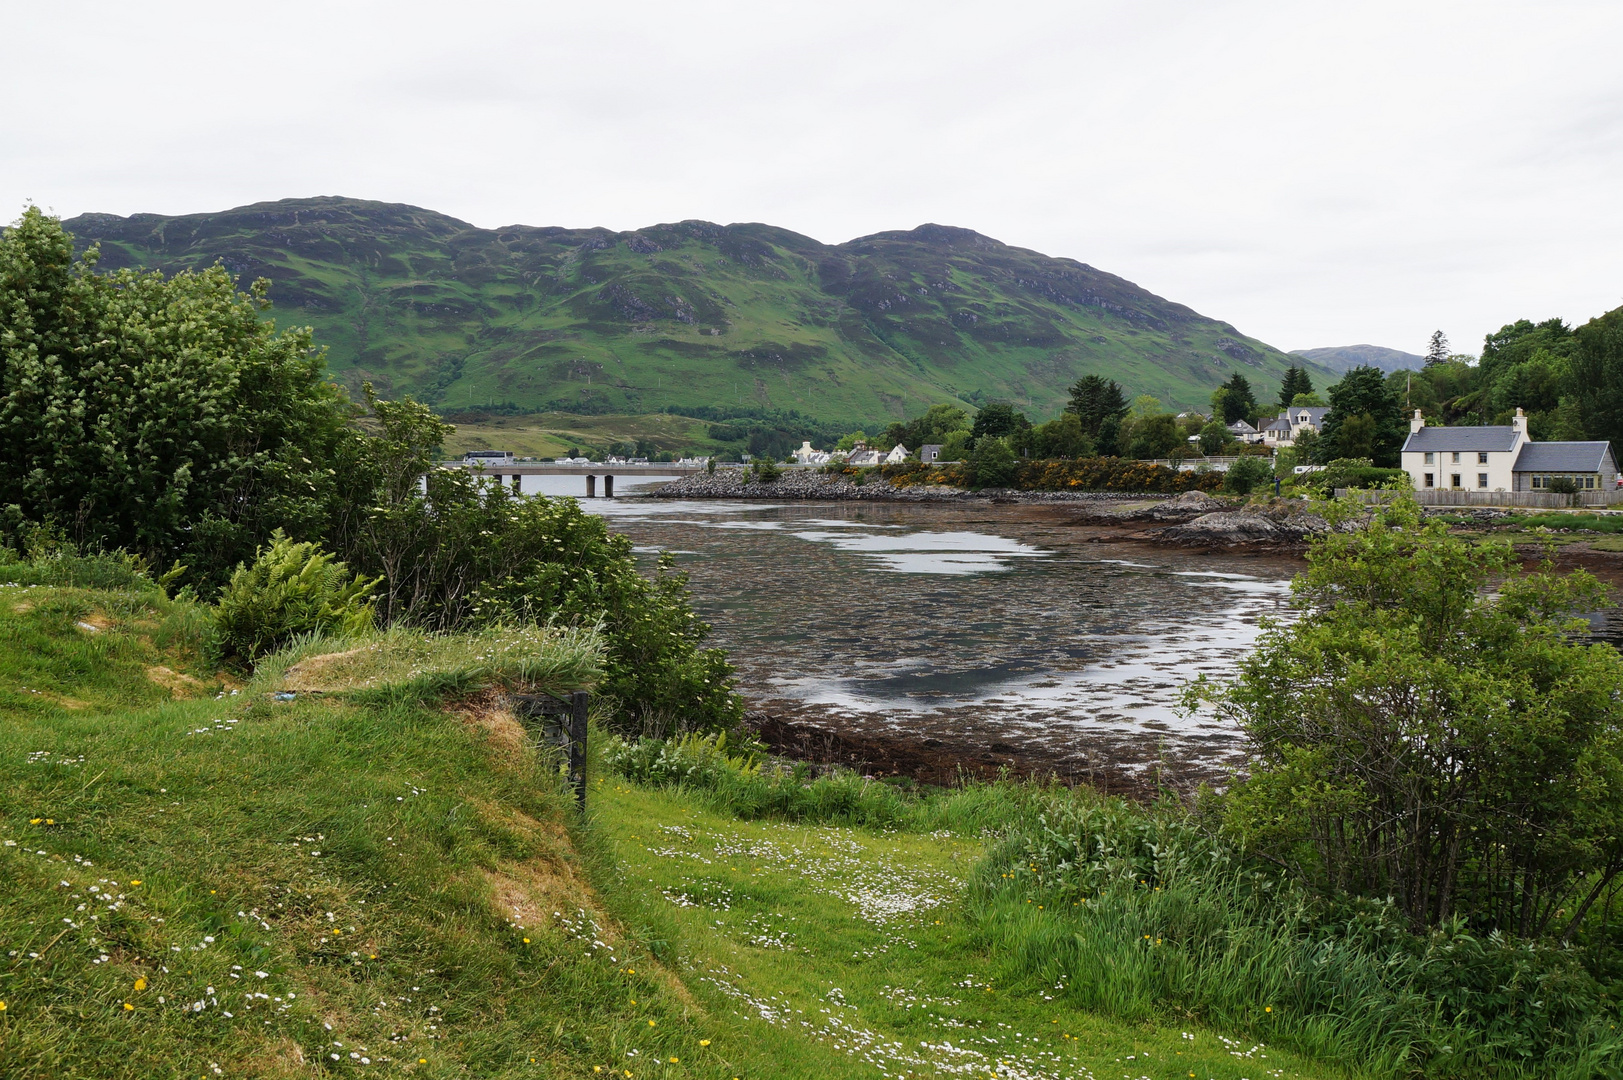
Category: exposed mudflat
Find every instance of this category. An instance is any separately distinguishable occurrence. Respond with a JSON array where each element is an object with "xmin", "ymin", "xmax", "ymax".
[{"xmin": 592, "ymin": 496, "xmax": 1302, "ymax": 789}]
